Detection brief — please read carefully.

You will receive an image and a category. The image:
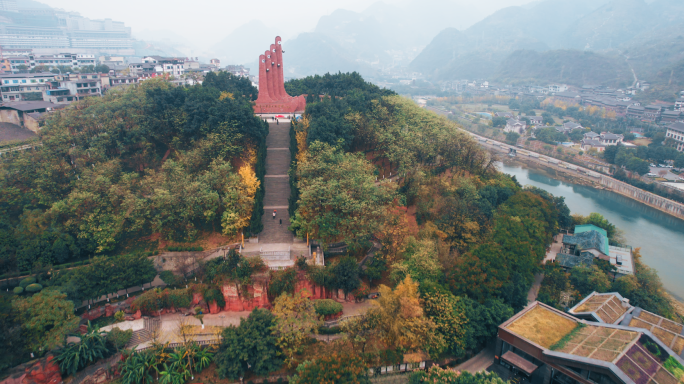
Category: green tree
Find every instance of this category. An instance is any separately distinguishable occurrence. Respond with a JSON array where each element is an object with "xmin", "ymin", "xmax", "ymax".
[
  {"xmin": 13, "ymin": 289, "xmax": 79, "ymax": 352},
  {"xmin": 215, "ymin": 308, "xmax": 283, "ymax": 380},
  {"xmin": 291, "ymin": 142, "xmax": 395, "ymax": 248},
  {"xmin": 331, "ymin": 256, "xmax": 361, "ymax": 296},
  {"xmin": 542, "ymin": 112, "xmax": 554, "ymax": 126},
  {"xmin": 492, "ymin": 117, "xmax": 506, "ymax": 128},
  {"xmin": 362, "ymin": 256, "xmax": 386, "ymax": 287},
  {"xmin": 570, "ymin": 265, "xmax": 611, "ymax": 297},
  {"xmin": 675, "ymin": 153, "xmax": 684, "ymax": 169},
  {"xmin": 626, "ymin": 157, "xmax": 650, "ymax": 175},
  {"xmin": 462, "ymin": 298, "xmax": 514, "ymax": 352},
  {"xmin": 290, "ymin": 354, "xmax": 371, "ymax": 384},
  {"xmin": 505, "ymin": 131, "xmax": 520, "ymax": 145}
]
